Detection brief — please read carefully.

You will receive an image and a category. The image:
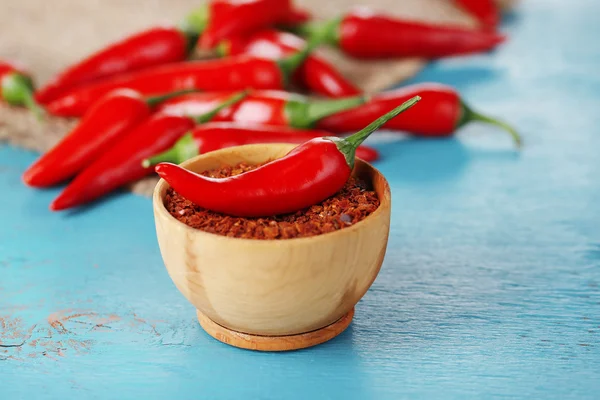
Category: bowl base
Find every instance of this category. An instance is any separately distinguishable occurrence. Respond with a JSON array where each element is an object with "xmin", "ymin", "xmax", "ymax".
[{"xmin": 196, "ymin": 308, "xmax": 355, "ymax": 351}]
